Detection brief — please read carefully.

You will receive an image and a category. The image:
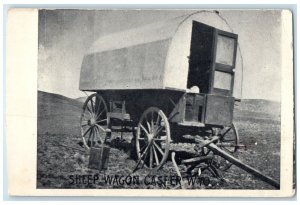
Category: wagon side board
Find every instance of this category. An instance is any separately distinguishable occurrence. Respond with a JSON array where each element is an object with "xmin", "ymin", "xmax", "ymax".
[
  {"xmin": 96, "ymin": 90, "xmax": 234, "ymax": 129},
  {"xmin": 170, "ymin": 93, "xmax": 234, "ymax": 127},
  {"xmin": 97, "ymin": 90, "xmax": 185, "ymax": 124},
  {"xmin": 203, "ymin": 94, "xmax": 235, "ymax": 127}
]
